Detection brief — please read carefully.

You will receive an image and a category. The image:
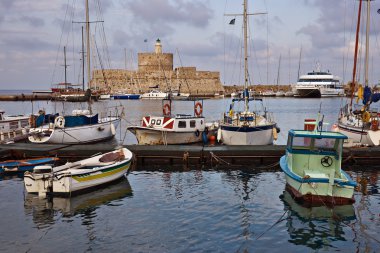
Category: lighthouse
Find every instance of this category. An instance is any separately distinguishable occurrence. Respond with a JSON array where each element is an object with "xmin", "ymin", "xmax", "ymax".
[{"xmin": 155, "ymin": 38, "xmax": 162, "ymax": 54}]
